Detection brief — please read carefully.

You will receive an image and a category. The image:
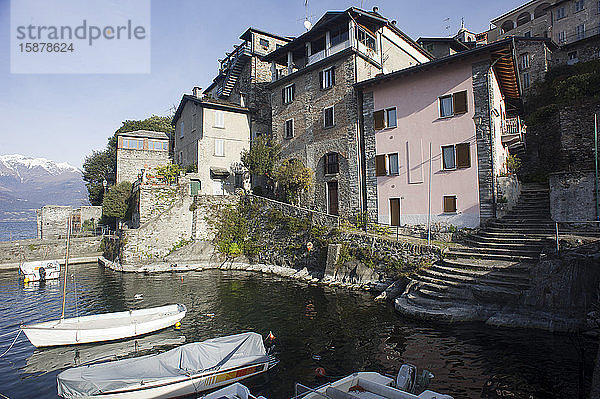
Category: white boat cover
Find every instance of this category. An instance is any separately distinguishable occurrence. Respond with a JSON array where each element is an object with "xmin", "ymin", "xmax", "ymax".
[{"xmin": 57, "ymin": 332, "xmax": 267, "ymax": 398}]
